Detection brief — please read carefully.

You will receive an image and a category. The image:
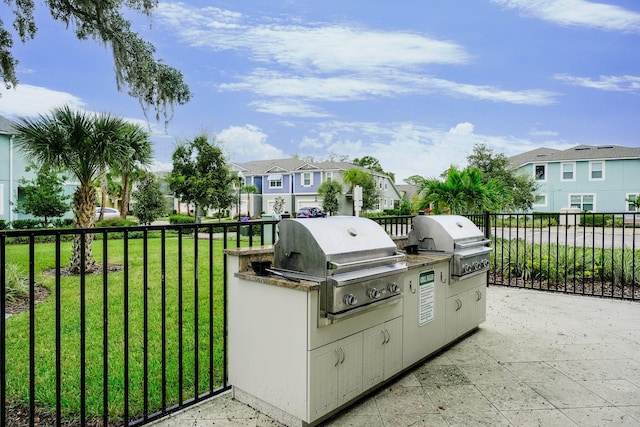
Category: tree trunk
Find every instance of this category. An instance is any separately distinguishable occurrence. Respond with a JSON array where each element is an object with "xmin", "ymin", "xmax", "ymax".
[
  {"xmin": 69, "ymin": 184, "xmax": 96, "ymax": 274},
  {"xmin": 120, "ymin": 172, "xmax": 130, "ymax": 218},
  {"xmin": 99, "ymin": 169, "xmax": 107, "ymax": 221}
]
